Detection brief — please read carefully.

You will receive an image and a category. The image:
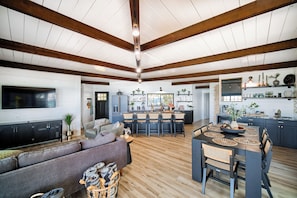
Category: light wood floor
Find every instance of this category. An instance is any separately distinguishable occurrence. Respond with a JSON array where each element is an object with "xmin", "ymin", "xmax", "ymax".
[{"xmin": 70, "ymin": 120, "xmax": 297, "ymax": 198}]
